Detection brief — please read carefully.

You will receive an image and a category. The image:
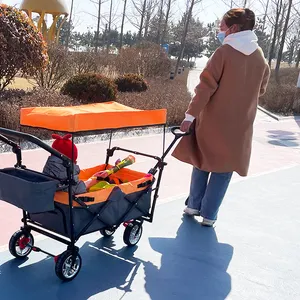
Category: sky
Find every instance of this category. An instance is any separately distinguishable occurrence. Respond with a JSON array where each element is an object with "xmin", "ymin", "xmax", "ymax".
[{"xmin": 2, "ymin": 0, "xmax": 265, "ymax": 33}]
